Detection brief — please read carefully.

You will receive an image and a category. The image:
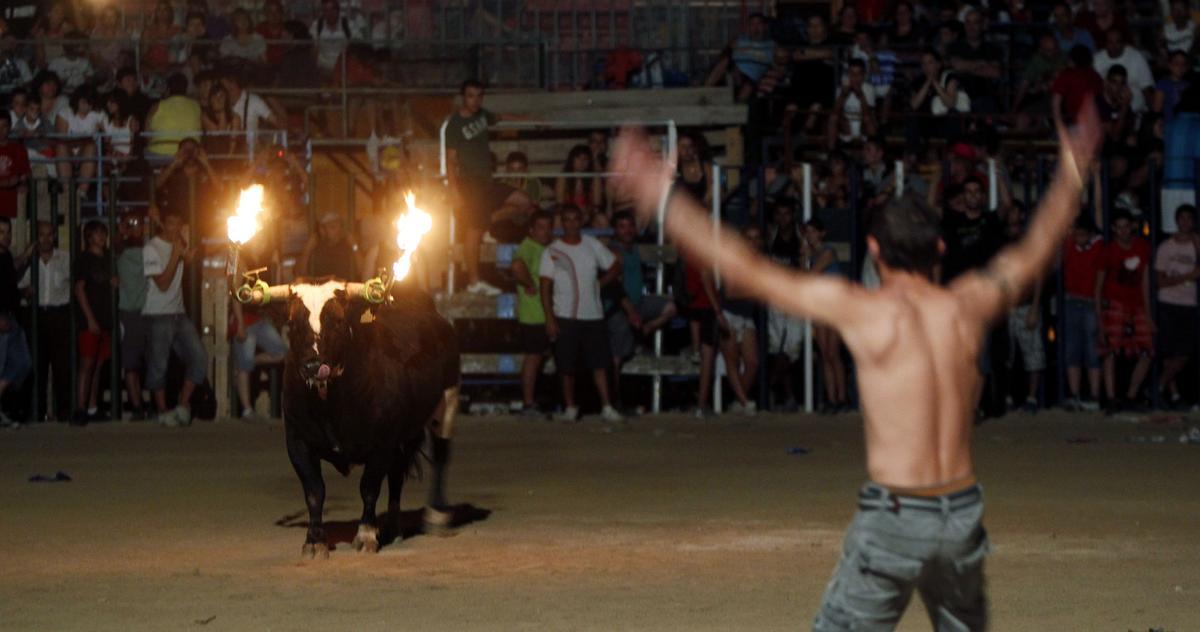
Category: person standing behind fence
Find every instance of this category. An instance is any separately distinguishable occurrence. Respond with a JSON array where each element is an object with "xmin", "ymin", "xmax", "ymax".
[
  {"xmin": 1062, "ymin": 214, "xmax": 1105, "ymax": 411},
  {"xmin": 18, "ymin": 221, "xmax": 70, "ymax": 422},
  {"xmin": 512, "ymin": 210, "xmax": 553, "ymax": 419},
  {"xmin": 1153, "ymin": 204, "xmax": 1199, "ymax": 409},
  {"xmin": 805, "ymin": 218, "xmax": 850, "ymax": 413},
  {"xmin": 143, "ymin": 210, "xmax": 207, "ymax": 427},
  {"xmin": 116, "ymin": 212, "xmax": 149, "ymax": 420},
  {"xmin": 765, "ymin": 198, "xmax": 804, "ymax": 412},
  {"xmin": 719, "ymin": 224, "xmax": 762, "ymax": 416},
  {"xmin": 71, "ymin": 220, "xmax": 113, "ymax": 425},
  {"xmin": 1097, "ymin": 210, "xmax": 1154, "ymax": 413},
  {"xmin": 0, "ymin": 113, "xmax": 30, "ymax": 219},
  {"xmin": 0, "ymin": 217, "xmax": 32, "ymax": 427},
  {"xmin": 1002, "ymin": 207, "xmax": 1047, "ymax": 414},
  {"xmin": 445, "ymin": 79, "xmax": 533, "ymax": 296},
  {"xmin": 539, "ymin": 204, "xmax": 624, "ymax": 423}
]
